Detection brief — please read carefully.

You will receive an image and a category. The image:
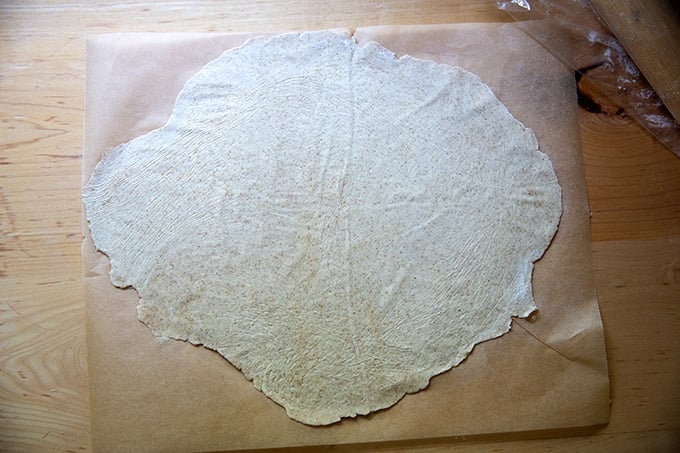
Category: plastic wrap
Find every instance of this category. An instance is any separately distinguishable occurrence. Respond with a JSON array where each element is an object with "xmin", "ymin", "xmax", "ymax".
[{"xmin": 498, "ymin": 0, "xmax": 680, "ymax": 156}]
